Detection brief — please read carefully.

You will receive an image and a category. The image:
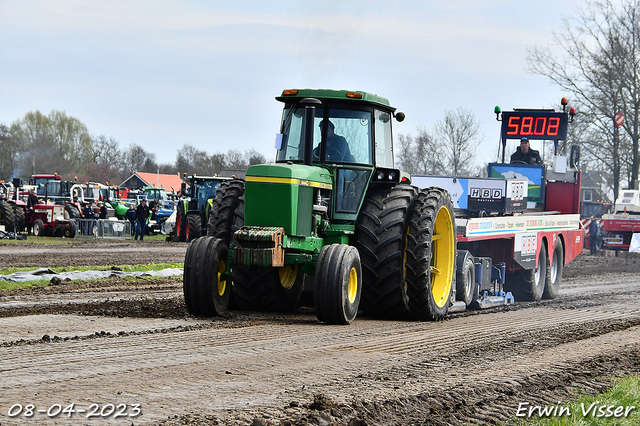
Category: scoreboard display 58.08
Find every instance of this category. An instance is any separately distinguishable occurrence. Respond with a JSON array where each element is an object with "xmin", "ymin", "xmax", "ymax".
[{"xmin": 500, "ymin": 111, "xmax": 568, "ymax": 140}]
